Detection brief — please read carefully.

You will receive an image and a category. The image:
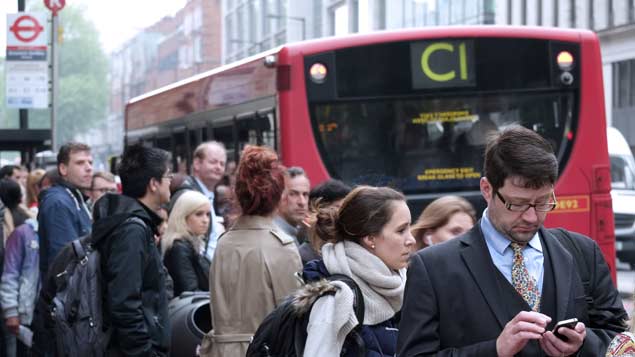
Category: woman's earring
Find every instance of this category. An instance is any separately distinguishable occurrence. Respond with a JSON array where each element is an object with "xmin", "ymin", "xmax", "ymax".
[{"xmin": 371, "ymin": 244, "xmax": 376, "ymax": 249}]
